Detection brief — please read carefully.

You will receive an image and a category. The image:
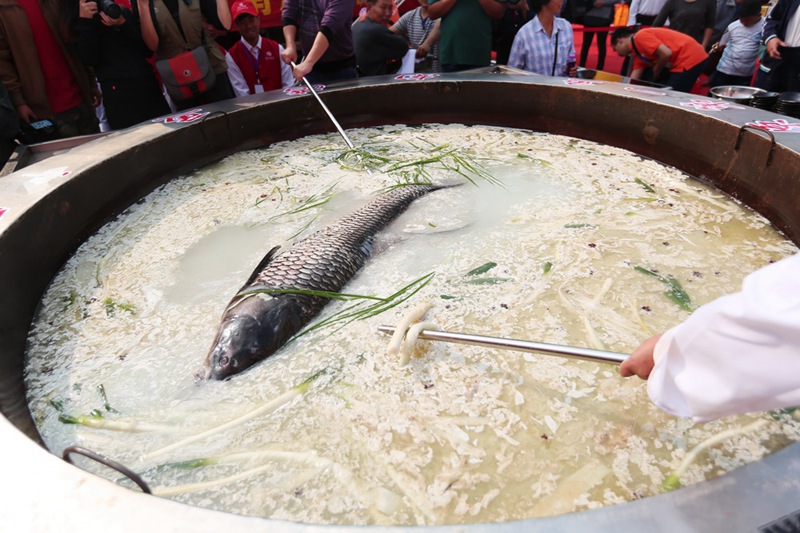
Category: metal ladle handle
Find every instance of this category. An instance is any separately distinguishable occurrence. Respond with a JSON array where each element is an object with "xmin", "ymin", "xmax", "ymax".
[
  {"xmin": 292, "ymin": 61, "xmax": 355, "ymax": 149},
  {"xmin": 378, "ymin": 325, "xmax": 629, "ymax": 365},
  {"xmin": 290, "ymin": 62, "xmax": 372, "ymax": 174}
]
